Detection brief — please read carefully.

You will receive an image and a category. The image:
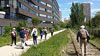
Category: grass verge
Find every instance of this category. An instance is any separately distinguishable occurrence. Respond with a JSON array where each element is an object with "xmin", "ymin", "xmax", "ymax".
[
  {"xmin": 21, "ymin": 30, "xmax": 69, "ymax": 56},
  {"xmin": 0, "ymin": 35, "xmax": 20, "ymax": 47},
  {"xmin": 89, "ymin": 35, "xmax": 100, "ymax": 48}
]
